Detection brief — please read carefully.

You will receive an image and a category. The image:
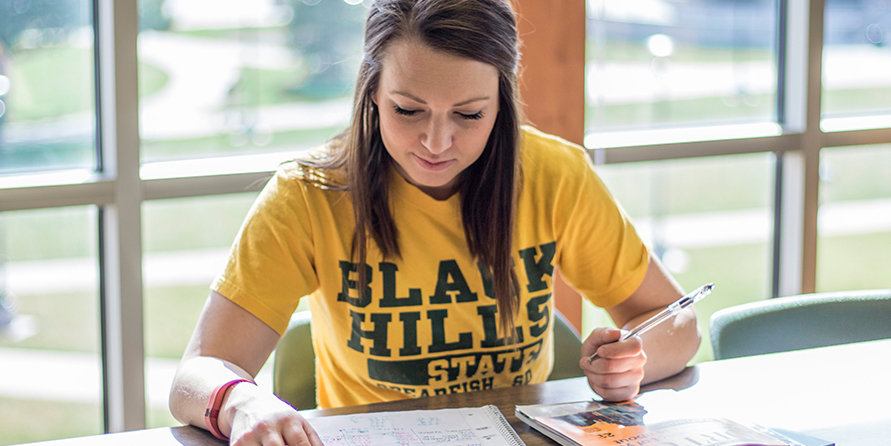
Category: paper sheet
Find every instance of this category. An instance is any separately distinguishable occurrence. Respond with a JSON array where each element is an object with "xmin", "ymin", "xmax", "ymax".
[{"xmin": 306, "ymin": 406, "xmax": 524, "ymax": 446}]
